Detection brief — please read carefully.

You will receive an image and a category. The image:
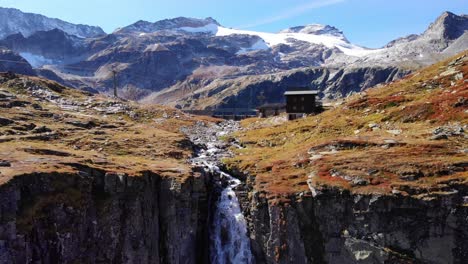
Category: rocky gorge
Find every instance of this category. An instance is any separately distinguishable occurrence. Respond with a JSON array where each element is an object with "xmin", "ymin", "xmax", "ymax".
[{"xmin": 183, "ymin": 120, "xmax": 468, "ymax": 264}]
